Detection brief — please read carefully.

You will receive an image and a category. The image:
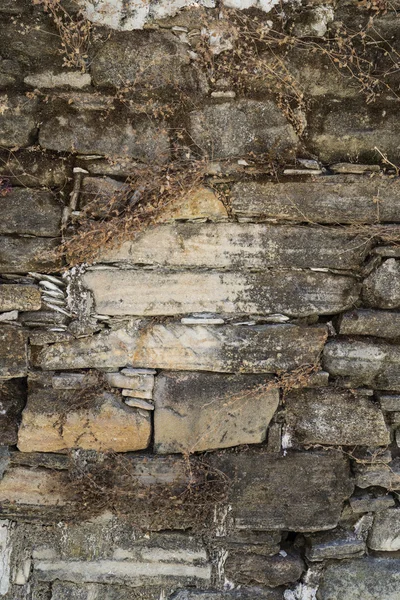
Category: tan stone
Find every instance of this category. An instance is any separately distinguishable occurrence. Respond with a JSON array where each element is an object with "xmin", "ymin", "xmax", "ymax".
[
  {"xmin": 0, "ymin": 285, "xmax": 41, "ymax": 312},
  {"xmin": 0, "ymin": 468, "xmax": 66, "ymax": 506},
  {"xmin": 18, "ymin": 392, "xmax": 151, "ymax": 453},
  {"xmin": 158, "ymin": 186, "xmax": 228, "ymax": 222},
  {"xmin": 154, "ymin": 372, "xmax": 279, "ymax": 453},
  {"xmin": 105, "ymin": 372, "xmax": 154, "ymax": 399}
]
